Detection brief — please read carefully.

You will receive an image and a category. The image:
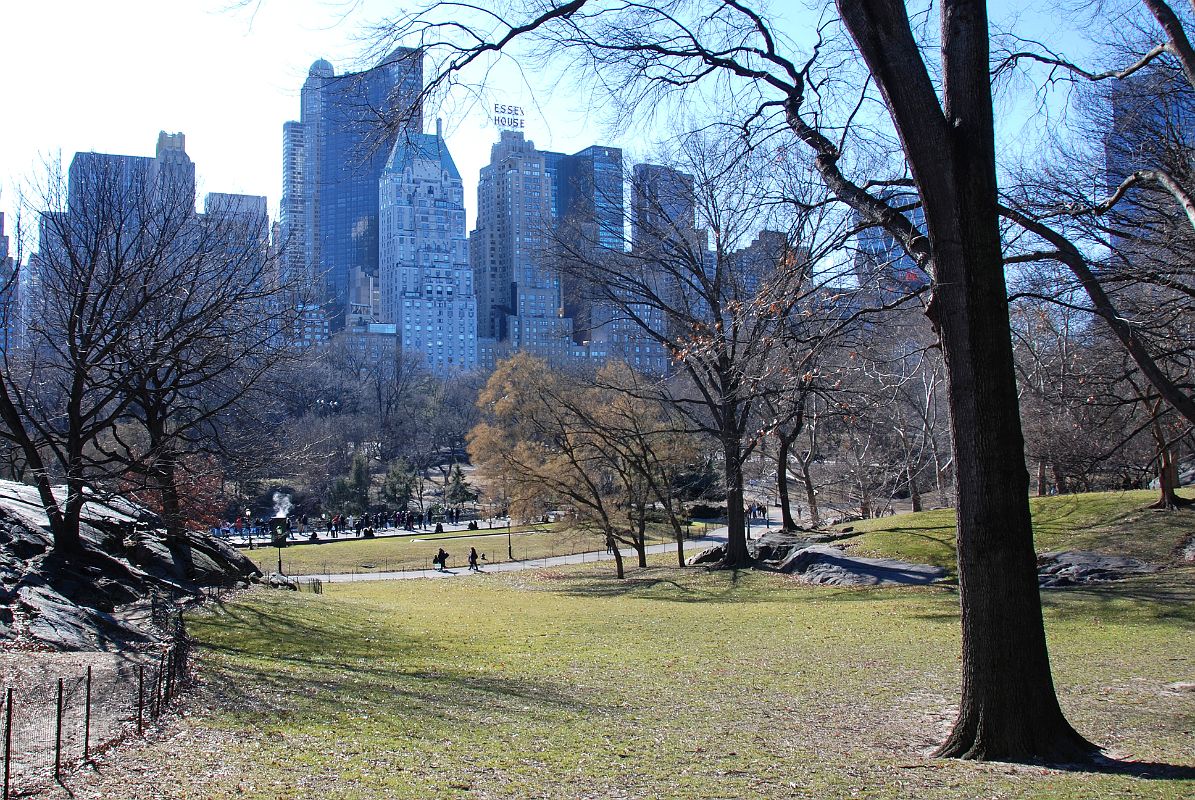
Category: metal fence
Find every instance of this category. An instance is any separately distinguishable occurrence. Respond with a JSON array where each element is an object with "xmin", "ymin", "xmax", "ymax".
[{"xmin": 2, "ymin": 620, "xmax": 190, "ymax": 799}]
